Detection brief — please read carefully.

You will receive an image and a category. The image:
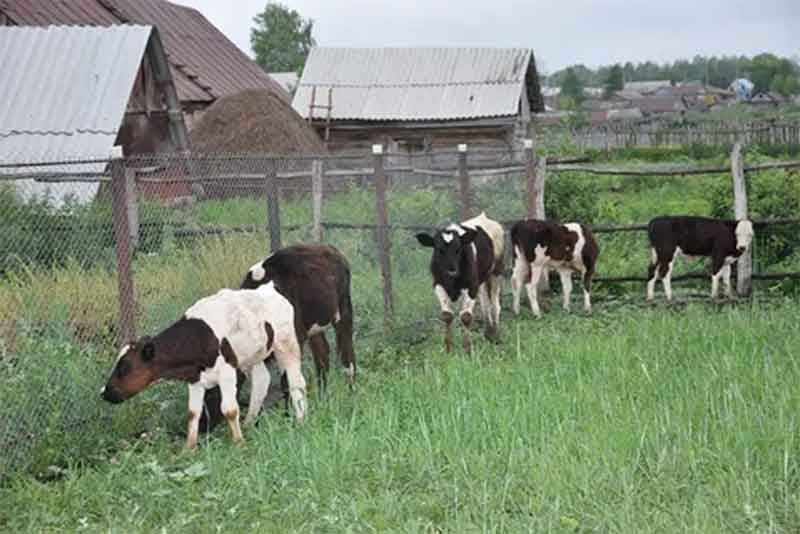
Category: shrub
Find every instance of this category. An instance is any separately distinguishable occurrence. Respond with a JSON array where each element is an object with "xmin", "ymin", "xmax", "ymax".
[{"xmin": 546, "ymin": 171, "xmax": 600, "ymax": 223}]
